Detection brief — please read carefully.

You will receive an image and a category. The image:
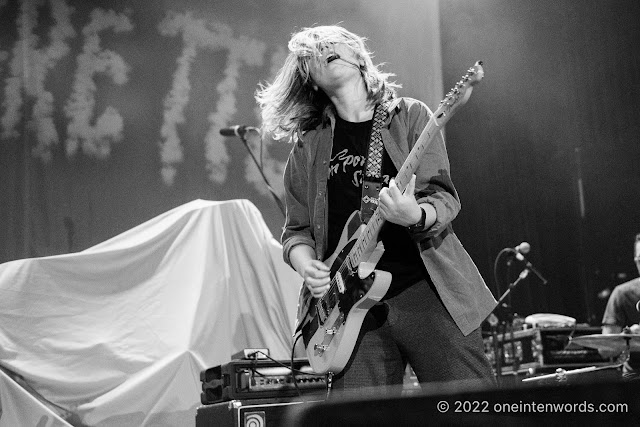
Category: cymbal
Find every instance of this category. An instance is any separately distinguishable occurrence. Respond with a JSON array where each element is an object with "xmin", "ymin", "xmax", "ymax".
[{"xmin": 570, "ymin": 334, "xmax": 640, "ymax": 352}]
